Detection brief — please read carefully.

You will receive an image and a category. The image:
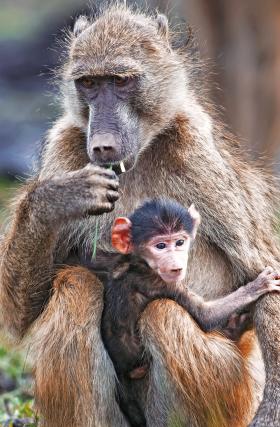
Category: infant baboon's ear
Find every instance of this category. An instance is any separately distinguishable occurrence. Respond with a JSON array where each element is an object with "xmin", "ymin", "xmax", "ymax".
[
  {"xmin": 73, "ymin": 15, "xmax": 90, "ymax": 37},
  {"xmin": 156, "ymin": 14, "xmax": 169, "ymax": 41},
  {"xmin": 112, "ymin": 217, "xmax": 133, "ymax": 254}
]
